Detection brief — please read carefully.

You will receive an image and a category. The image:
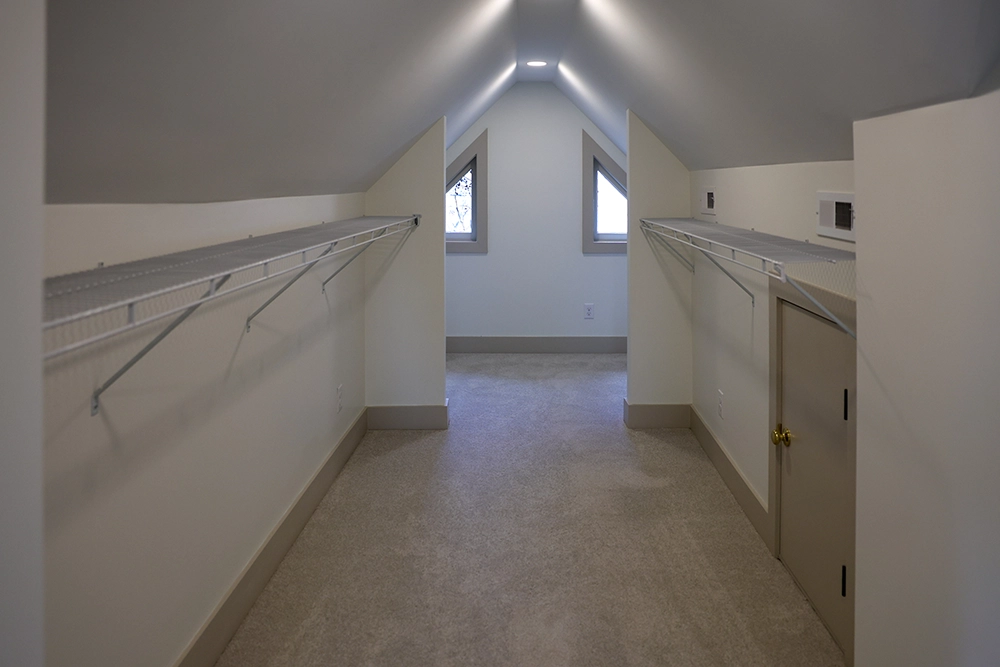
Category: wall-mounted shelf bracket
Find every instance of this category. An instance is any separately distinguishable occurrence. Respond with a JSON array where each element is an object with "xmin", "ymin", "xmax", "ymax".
[
  {"xmin": 784, "ymin": 276, "xmax": 856, "ymax": 340},
  {"xmin": 246, "ymin": 245, "xmax": 335, "ymax": 332},
  {"xmin": 640, "ymin": 218, "xmax": 856, "ymax": 337},
  {"xmin": 644, "ymin": 226, "xmax": 695, "ymax": 272},
  {"xmin": 43, "ymin": 215, "xmax": 420, "ymax": 414},
  {"xmin": 91, "ymin": 275, "xmax": 231, "ymax": 416},
  {"xmin": 701, "ymin": 251, "xmax": 756, "ymax": 307},
  {"xmin": 321, "ymin": 228, "xmax": 389, "ymax": 294},
  {"xmin": 643, "ymin": 221, "xmax": 754, "ymax": 305}
]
